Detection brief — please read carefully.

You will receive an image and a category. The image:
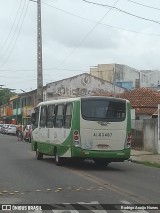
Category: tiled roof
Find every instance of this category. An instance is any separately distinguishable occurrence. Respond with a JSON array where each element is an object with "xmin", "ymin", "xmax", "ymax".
[
  {"xmin": 94, "ymin": 88, "xmax": 160, "ymax": 115},
  {"xmin": 117, "ymin": 87, "xmax": 160, "ymax": 115}
]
